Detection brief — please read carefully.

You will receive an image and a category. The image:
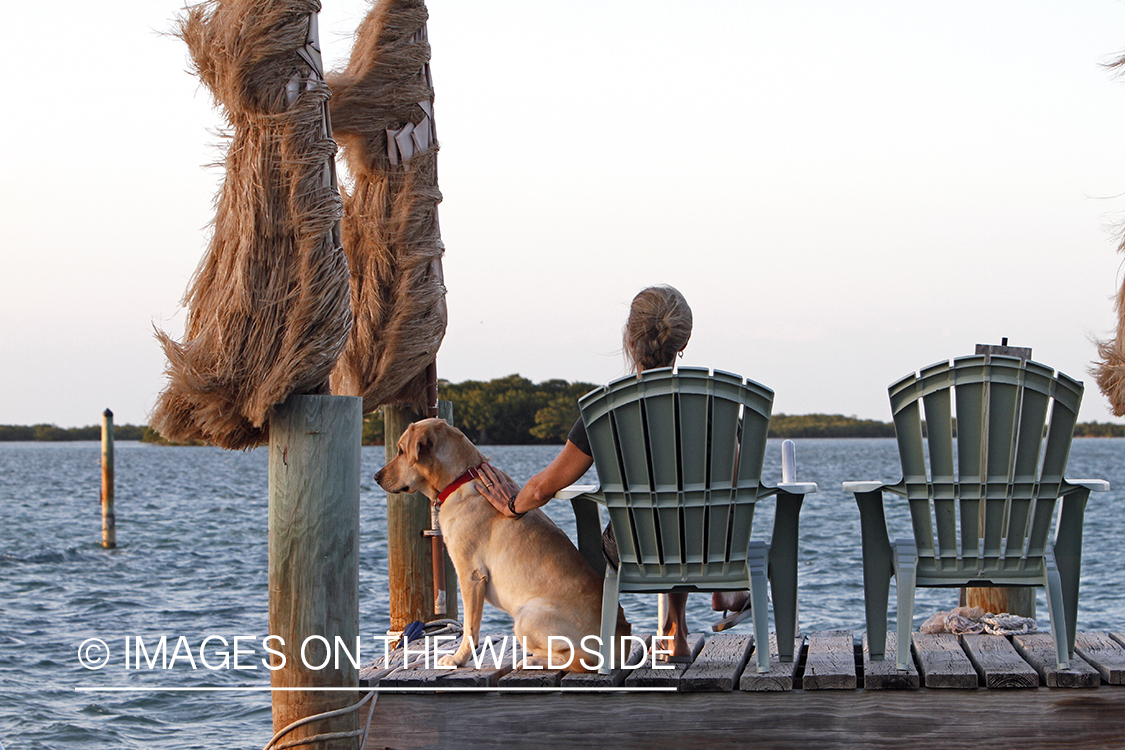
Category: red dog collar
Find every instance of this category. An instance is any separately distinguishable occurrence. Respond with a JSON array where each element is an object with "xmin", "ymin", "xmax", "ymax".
[{"xmin": 436, "ymin": 465, "xmax": 482, "ymax": 505}]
